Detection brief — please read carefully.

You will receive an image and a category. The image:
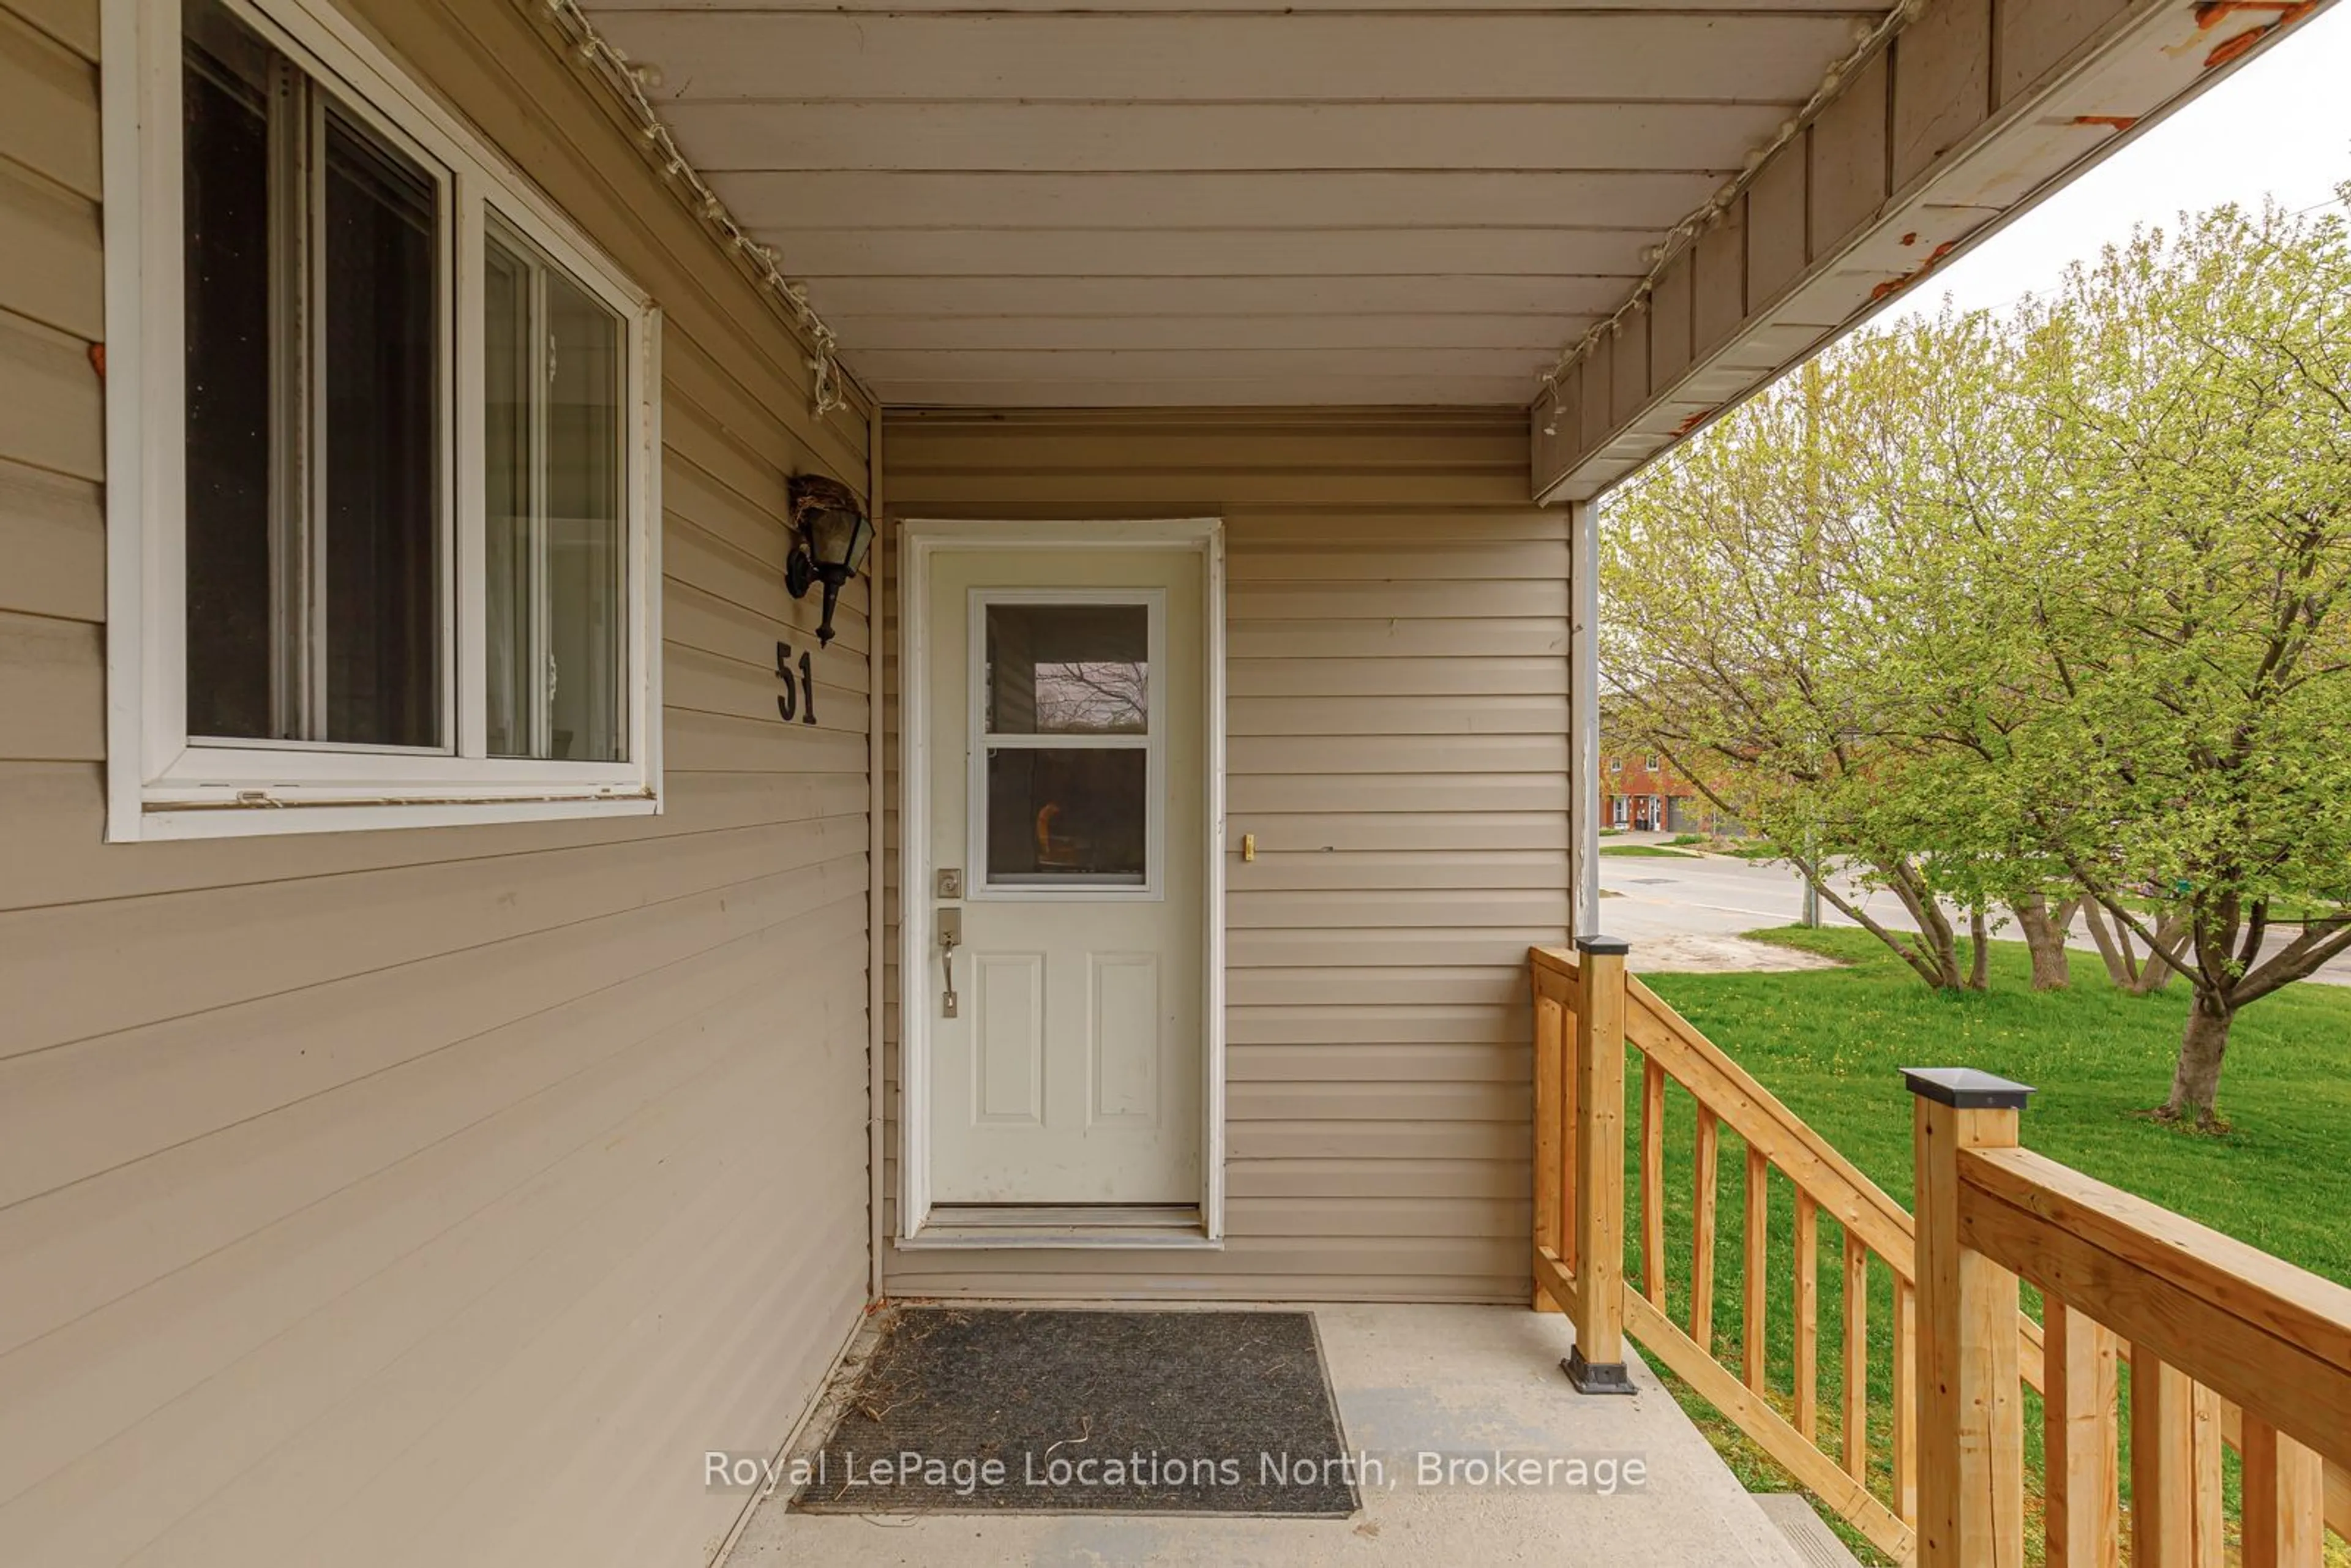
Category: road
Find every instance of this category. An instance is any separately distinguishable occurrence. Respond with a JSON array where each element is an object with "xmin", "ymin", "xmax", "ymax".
[{"xmin": 1594, "ymin": 838, "xmax": 2351, "ymax": 988}]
